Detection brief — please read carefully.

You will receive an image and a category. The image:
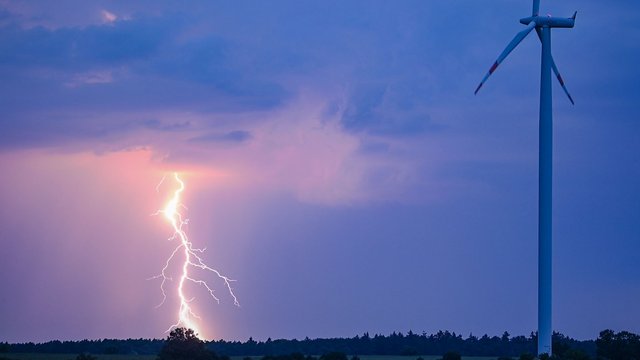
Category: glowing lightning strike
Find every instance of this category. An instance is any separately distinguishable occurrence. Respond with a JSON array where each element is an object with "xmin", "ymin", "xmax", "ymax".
[{"xmin": 151, "ymin": 172, "xmax": 239, "ymax": 338}]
